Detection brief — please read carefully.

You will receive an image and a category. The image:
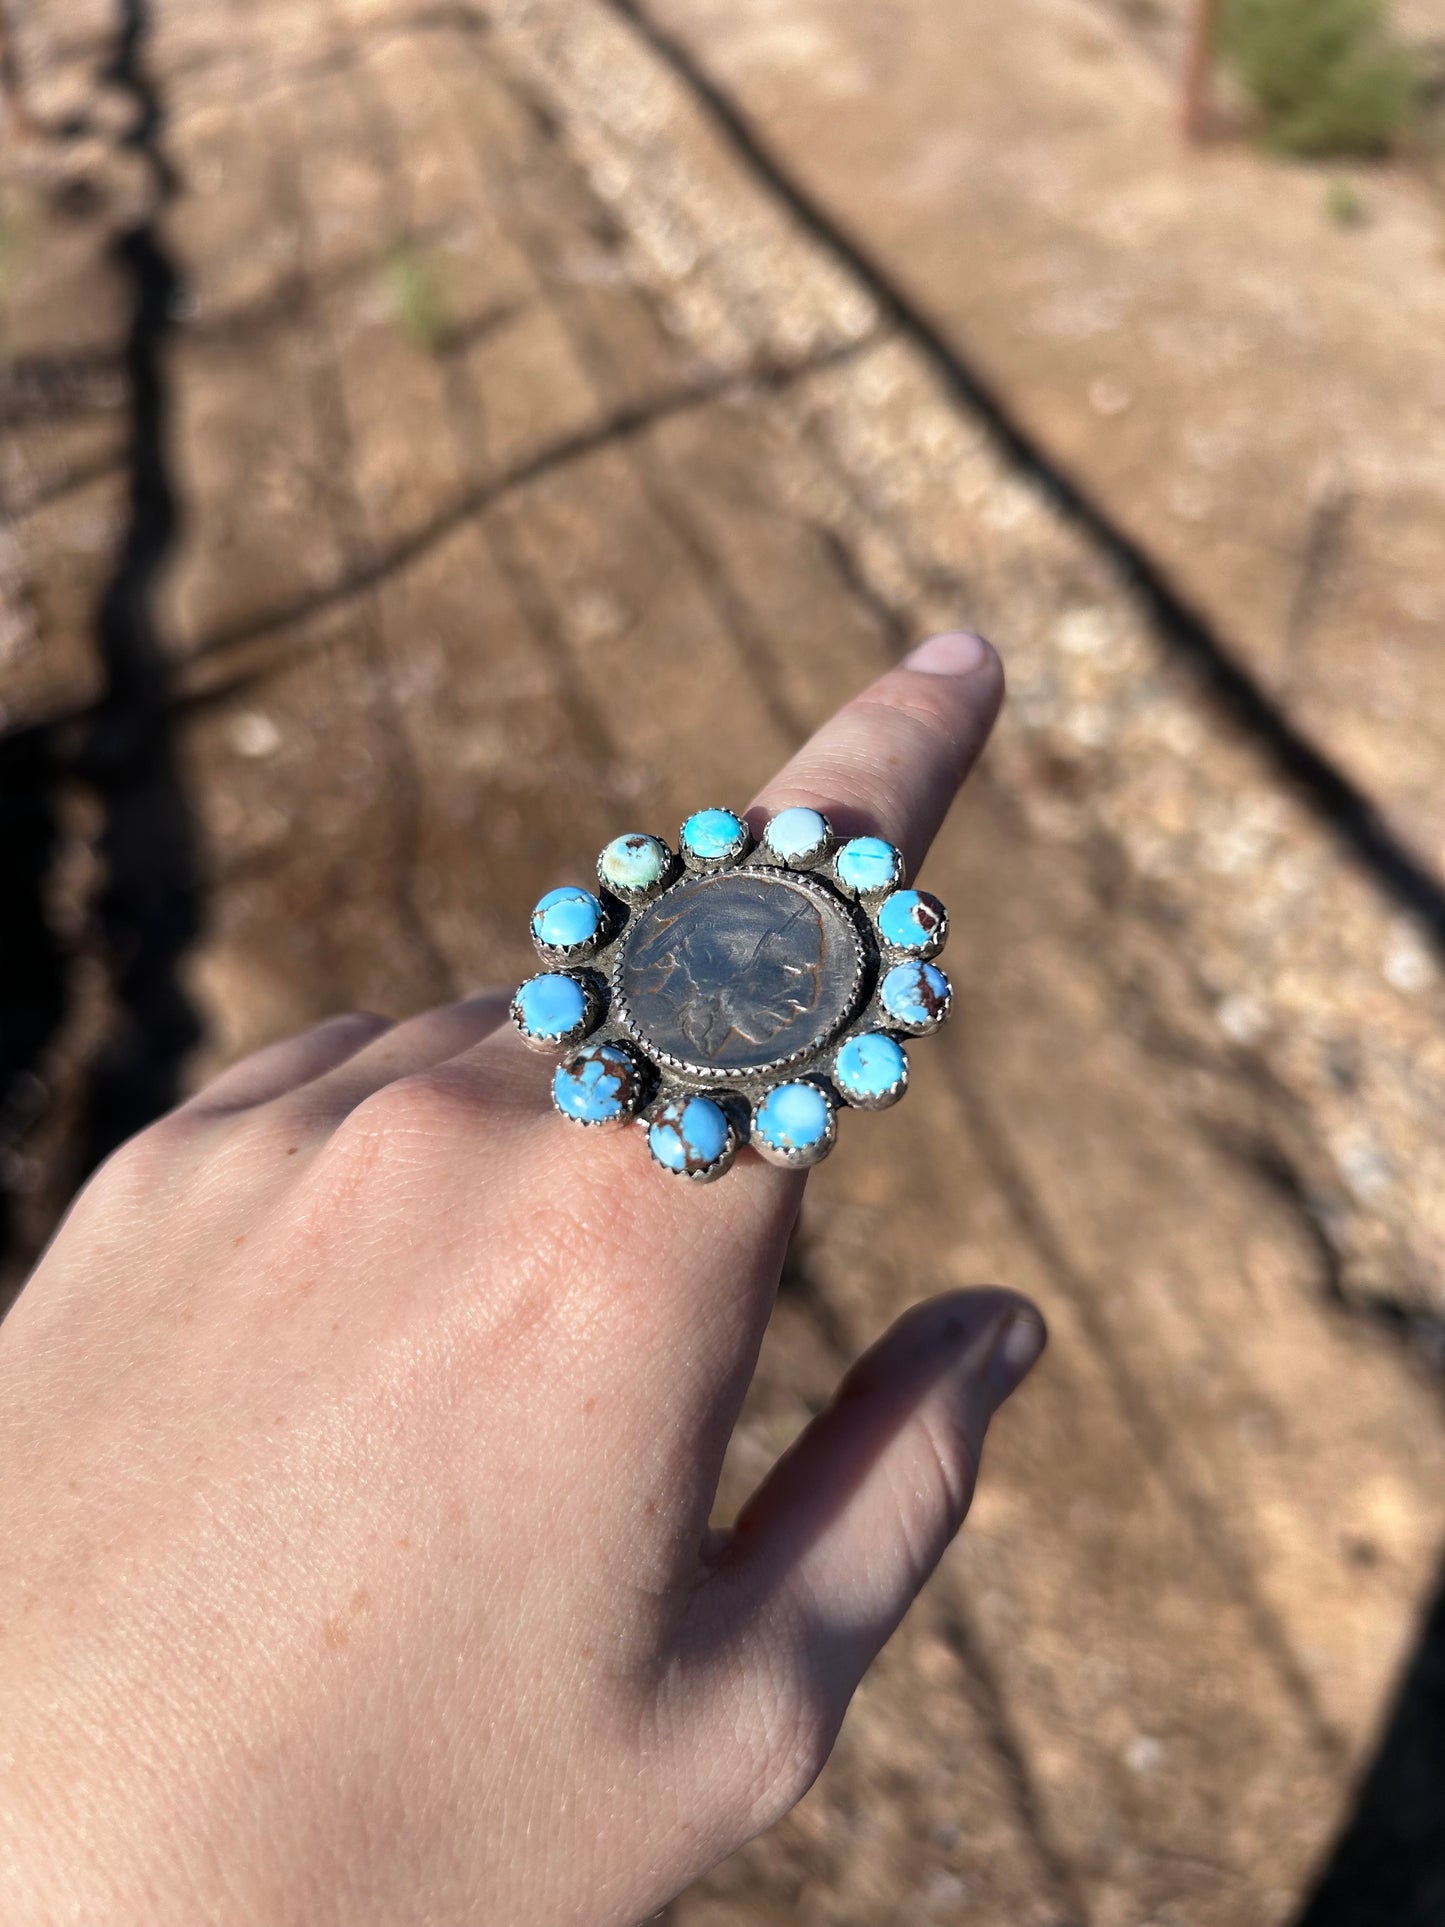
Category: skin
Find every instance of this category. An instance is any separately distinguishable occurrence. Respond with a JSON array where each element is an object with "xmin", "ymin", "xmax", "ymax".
[{"xmin": 0, "ymin": 633, "xmax": 1044, "ymax": 1927}]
